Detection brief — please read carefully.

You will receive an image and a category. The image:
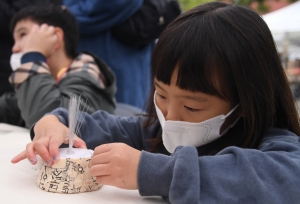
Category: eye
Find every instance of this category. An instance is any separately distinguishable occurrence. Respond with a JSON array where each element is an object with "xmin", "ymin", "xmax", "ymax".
[
  {"xmin": 156, "ymin": 92, "xmax": 166, "ymax": 99},
  {"xmin": 184, "ymin": 106, "xmax": 200, "ymax": 112},
  {"xmin": 20, "ymin": 32, "xmax": 27, "ymax": 38}
]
